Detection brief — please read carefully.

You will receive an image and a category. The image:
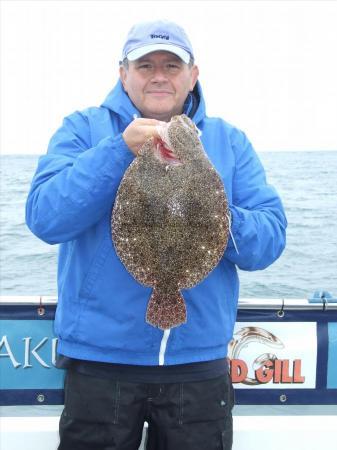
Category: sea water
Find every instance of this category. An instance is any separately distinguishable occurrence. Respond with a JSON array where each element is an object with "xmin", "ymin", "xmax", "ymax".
[{"xmin": 0, "ymin": 152, "xmax": 336, "ymax": 299}]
